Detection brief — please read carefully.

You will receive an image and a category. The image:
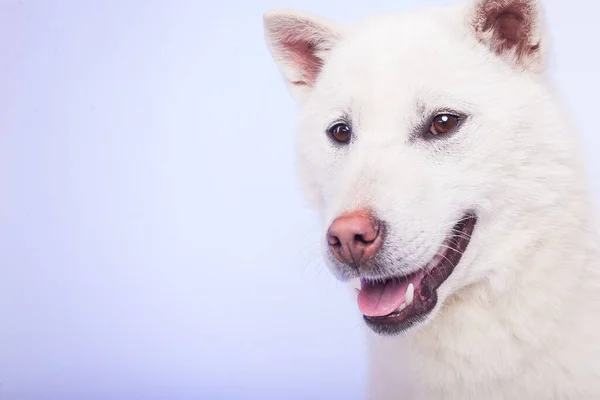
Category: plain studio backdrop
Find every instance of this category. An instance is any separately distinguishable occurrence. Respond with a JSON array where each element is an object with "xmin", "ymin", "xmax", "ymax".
[{"xmin": 1, "ymin": 0, "xmax": 598, "ymax": 399}]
